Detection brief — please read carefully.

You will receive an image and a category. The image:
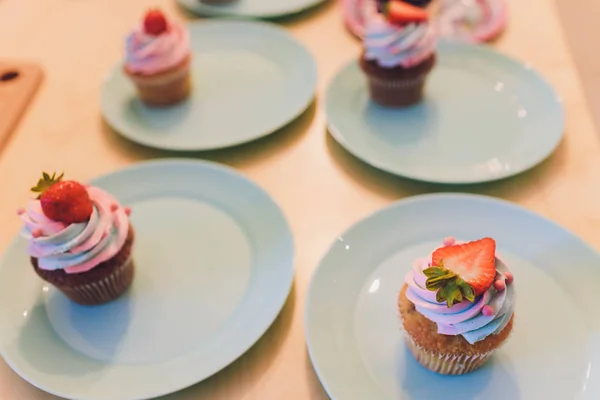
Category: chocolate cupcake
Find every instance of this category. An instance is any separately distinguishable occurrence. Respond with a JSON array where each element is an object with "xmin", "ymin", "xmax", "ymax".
[
  {"xmin": 361, "ymin": 1, "xmax": 437, "ymax": 107},
  {"xmin": 19, "ymin": 173, "xmax": 135, "ymax": 305}
]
